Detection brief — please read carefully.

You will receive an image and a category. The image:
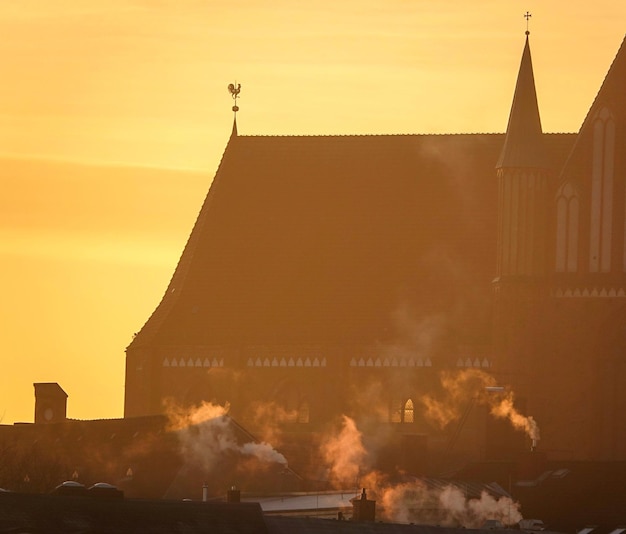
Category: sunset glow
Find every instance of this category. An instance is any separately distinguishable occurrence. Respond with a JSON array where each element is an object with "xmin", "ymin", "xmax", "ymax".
[{"xmin": 1, "ymin": 1, "xmax": 625, "ymax": 424}]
